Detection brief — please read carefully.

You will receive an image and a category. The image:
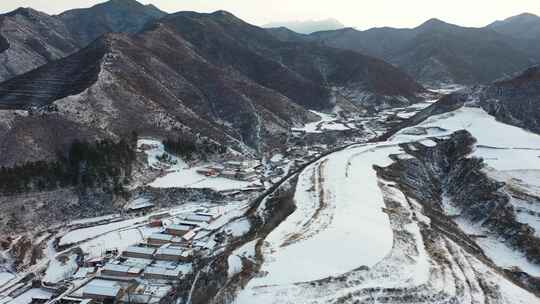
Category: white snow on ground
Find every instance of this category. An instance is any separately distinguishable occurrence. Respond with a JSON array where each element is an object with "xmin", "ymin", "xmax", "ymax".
[
  {"xmin": 0, "ymin": 272, "xmax": 14, "ymax": 287},
  {"xmin": 139, "ymin": 139, "xmax": 257, "ymax": 191},
  {"xmin": 393, "ymin": 107, "xmax": 540, "ymax": 171},
  {"xmin": 487, "ymin": 169, "xmax": 540, "ymax": 198},
  {"xmin": 451, "ymin": 201, "xmax": 540, "ymax": 277},
  {"xmin": 484, "ymin": 170, "xmax": 540, "ymax": 237},
  {"xmin": 495, "ymin": 270, "xmax": 540, "ymax": 304},
  {"xmin": 60, "ymin": 202, "xmax": 247, "ymax": 260},
  {"xmin": 68, "ymin": 214, "xmax": 120, "ymax": 226},
  {"xmin": 150, "ymin": 166, "xmax": 253, "ymax": 191},
  {"xmin": 228, "ymin": 240, "xmax": 258, "ymax": 279},
  {"xmin": 78, "ymin": 226, "xmax": 160, "ymax": 259},
  {"xmin": 244, "ymin": 143, "xmax": 399, "ymax": 286},
  {"xmin": 59, "ymin": 217, "xmax": 146, "ymax": 246},
  {"xmin": 235, "ymin": 105, "xmax": 540, "ymax": 303},
  {"xmin": 137, "ymin": 139, "xmax": 187, "ymax": 170},
  {"xmin": 10, "ymin": 288, "xmax": 53, "ymax": 304},
  {"xmin": 428, "ymin": 84, "xmax": 466, "ymax": 95},
  {"xmin": 270, "ymin": 154, "xmax": 283, "ymax": 162},
  {"xmin": 515, "ymin": 210, "xmax": 540, "ymax": 238},
  {"xmin": 43, "ymin": 254, "xmax": 78, "ymax": 283},
  {"xmin": 227, "ymin": 255, "xmax": 243, "ymax": 278},
  {"xmin": 476, "ymin": 237, "xmax": 540, "ymax": 277},
  {"xmin": 292, "ymin": 110, "xmax": 350, "ymax": 133},
  {"xmin": 391, "ymin": 106, "xmax": 540, "ymax": 277},
  {"xmin": 224, "ymin": 219, "xmax": 251, "ymax": 237}
]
